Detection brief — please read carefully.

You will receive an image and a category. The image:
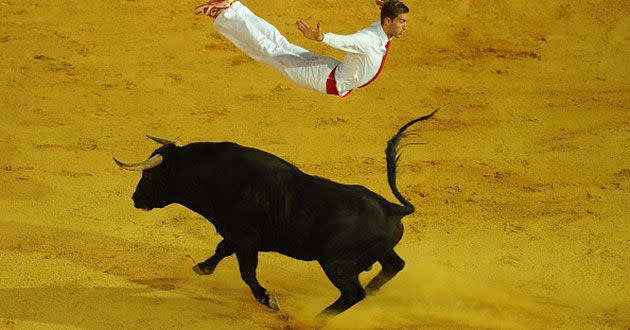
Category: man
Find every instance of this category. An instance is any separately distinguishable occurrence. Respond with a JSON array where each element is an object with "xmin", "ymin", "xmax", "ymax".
[{"xmin": 195, "ymin": 0, "xmax": 408, "ymax": 97}]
